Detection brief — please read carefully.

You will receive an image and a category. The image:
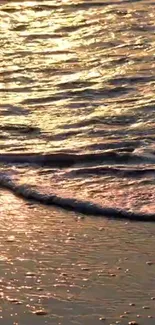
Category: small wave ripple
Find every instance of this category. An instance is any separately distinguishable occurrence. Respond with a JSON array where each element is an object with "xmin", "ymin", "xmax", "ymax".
[{"xmin": 1, "ymin": 149, "xmax": 155, "ymax": 167}]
